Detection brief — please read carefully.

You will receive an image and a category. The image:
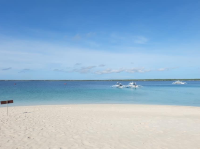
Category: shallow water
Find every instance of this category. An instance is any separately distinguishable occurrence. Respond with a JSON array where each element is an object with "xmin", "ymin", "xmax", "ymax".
[{"xmin": 0, "ymin": 81, "xmax": 200, "ymax": 107}]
